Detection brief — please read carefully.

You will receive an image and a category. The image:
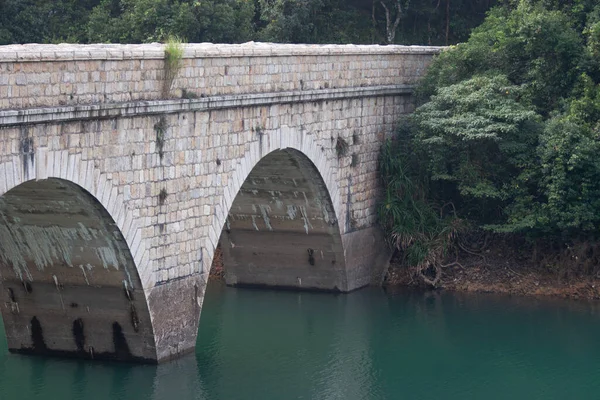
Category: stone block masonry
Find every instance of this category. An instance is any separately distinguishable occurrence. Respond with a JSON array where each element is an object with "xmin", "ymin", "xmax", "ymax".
[
  {"xmin": 0, "ymin": 42, "xmax": 438, "ymax": 109},
  {"xmin": 0, "ymin": 43, "xmax": 441, "ymax": 363}
]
